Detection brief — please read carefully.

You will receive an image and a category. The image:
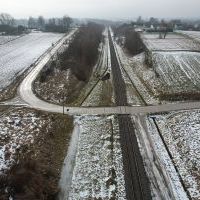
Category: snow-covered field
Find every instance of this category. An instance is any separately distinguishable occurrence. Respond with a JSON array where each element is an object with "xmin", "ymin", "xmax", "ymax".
[
  {"xmin": 142, "ymin": 32, "xmax": 200, "ymax": 51},
  {"xmin": 0, "ymin": 32, "xmax": 63, "ymax": 90},
  {"xmin": 0, "ymin": 35, "xmax": 22, "ymax": 45},
  {"xmin": 152, "ymin": 51, "xmax": 200, "ymax": 94},
  {"xmin": 68, "ymin": 115, "xmax": 126, "ymax": 199},
  {"xmin": 154, "ymin": 110, "xmax": 200, "ymax": 200},
  {"xmin": 0, "ymin": 107, "xmax": 48, "ymax": 174},
  {"xmin": 179, "ymin": 31, "xmax": 200, "ymax": 43}
]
